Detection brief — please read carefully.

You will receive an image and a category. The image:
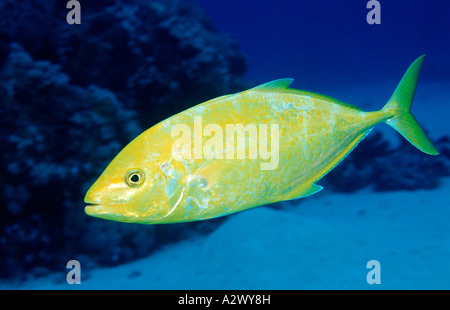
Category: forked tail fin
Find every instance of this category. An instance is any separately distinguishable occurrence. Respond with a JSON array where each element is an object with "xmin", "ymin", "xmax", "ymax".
[{"xmin": 382, "ymin": 55, "xmax": 439, "ymax": 155}]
